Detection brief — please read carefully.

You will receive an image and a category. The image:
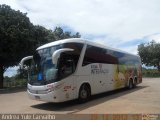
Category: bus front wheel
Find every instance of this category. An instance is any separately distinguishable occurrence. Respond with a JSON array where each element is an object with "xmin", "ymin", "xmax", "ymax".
[
  {"xmin": 128, "ymin": 79, "xmax": 134, "ymax": 89},
  {"xmin": 78, "ymin": 84, "xmax": 91, "ymax": 103}
]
